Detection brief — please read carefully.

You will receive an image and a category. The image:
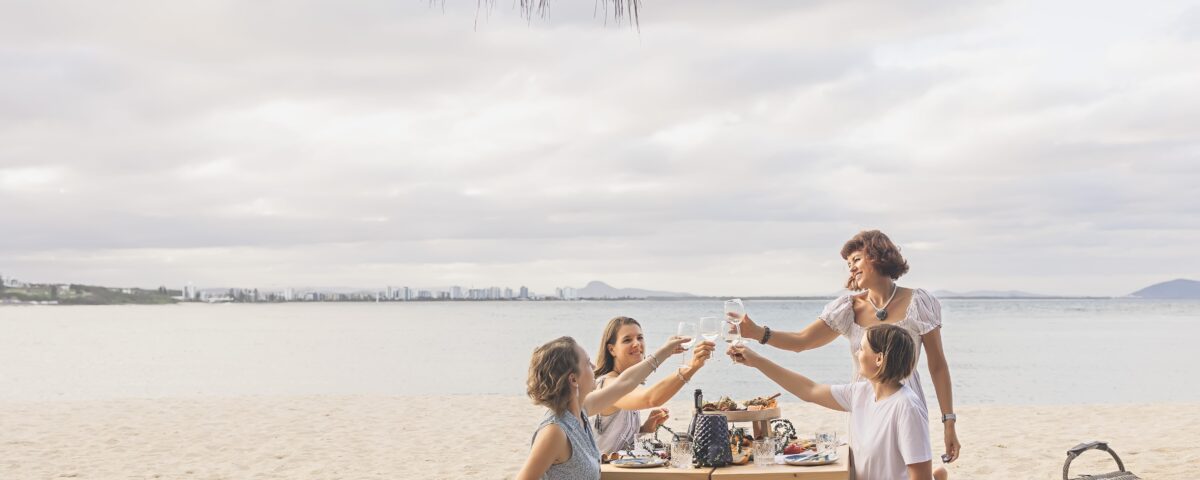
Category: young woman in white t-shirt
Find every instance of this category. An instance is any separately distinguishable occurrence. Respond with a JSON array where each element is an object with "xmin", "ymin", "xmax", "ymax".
[{"xmin": 729, "ymin": 323, "xmax": 947, "ymax": 480}]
